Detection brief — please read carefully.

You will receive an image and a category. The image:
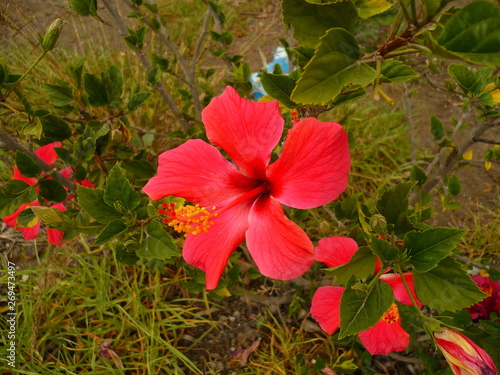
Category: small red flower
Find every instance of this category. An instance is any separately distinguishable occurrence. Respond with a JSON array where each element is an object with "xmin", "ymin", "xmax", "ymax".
[
  {"xmin": 314, "ymin": 236, "xmax": 422, "ymax": 306},
  {"xmin": 311, "ymin": 286, "xmax": 410, "ymax": 355},
  {"xmin": 143, "ymin": 86, "xmax": 351, "ymax": 289},
  {"xmin": 3, "ymin": 201, "xmax": 66, "ymax": 245},
  {"xmin": 434, "ymin": 327, "xmax": 498, "ymax": 375},
  {"xmin": 466, "ymin": 274, "xmax": 500, "ymax": 320},
  {"xmin": 310, "ymin": 236, "xmax": 420, "ymax": 355},
  {"xmin": 2, "ymin": 142, "xmax": 94, "ymax": 245}
]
